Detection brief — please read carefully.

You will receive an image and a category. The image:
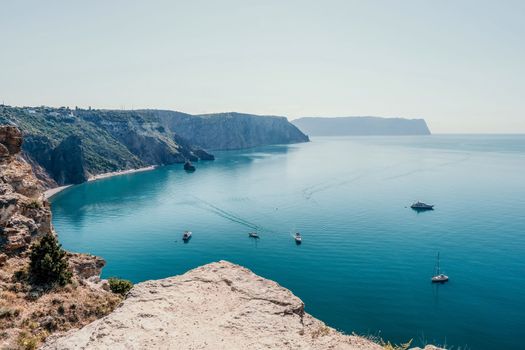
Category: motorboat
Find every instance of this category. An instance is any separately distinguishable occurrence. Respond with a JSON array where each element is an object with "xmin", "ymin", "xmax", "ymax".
[
  {"xmin": 411, "ymin": 201, "xmax": 434, "ymax": 210},
  {"xmin": 182, "ymin": 231, "xmax": 192, "ymax": 241}
]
